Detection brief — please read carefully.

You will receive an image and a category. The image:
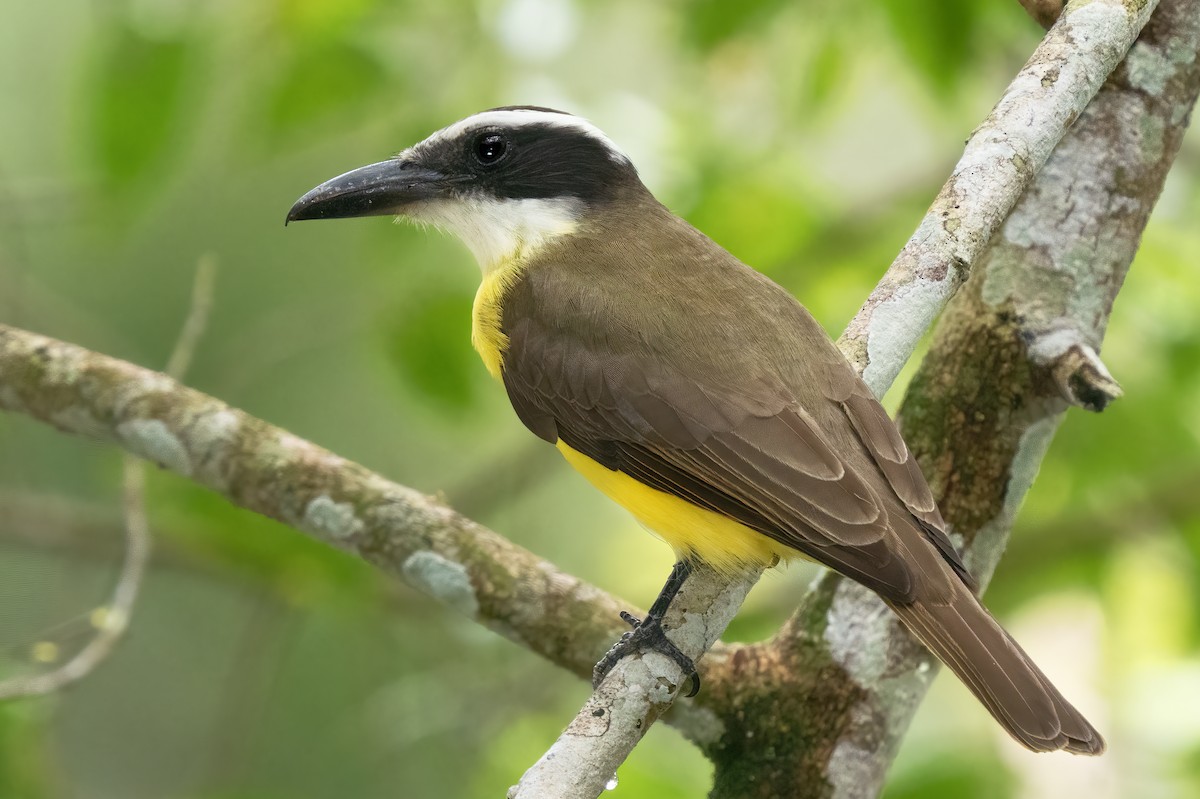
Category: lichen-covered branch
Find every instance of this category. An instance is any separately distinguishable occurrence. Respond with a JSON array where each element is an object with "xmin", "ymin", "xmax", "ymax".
[
  {"xmin": 0, "ymin": 0, "xmax": 1182, "ymax": 795},
  {"xmin": 0, "ymin": 460, "xmax": 150, "ymax": 699},
  {"xmin": 692, "ymin": 2, "xmax": 1200, "ymax": 796},
  {"xmin": 513, "ymin": 1, "xmax": 1162, "ymax": 795},
  {"xmin": 0, "ymin": 324, "xmax": 634, "ymax": 680},
  {"xmin": 839, "ymin": 0, "xmax": 1158, "ymax": 391},
  {"xmin": 509, "ymin": 563, "xmax": 762, "ymax": 799},
  {"xmin": 0, "ymin": 257, "xmax": 216, "ymax": 700}
]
